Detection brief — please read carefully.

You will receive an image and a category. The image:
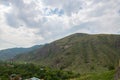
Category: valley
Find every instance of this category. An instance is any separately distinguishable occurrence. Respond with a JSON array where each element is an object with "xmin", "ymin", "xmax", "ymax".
[{"xmin": 0, "ymin": 33, "xmax": 120, "ymax": 80}]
